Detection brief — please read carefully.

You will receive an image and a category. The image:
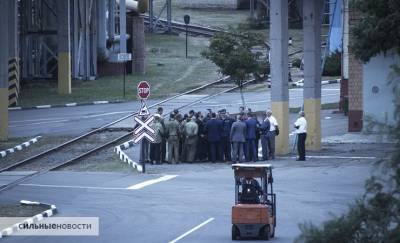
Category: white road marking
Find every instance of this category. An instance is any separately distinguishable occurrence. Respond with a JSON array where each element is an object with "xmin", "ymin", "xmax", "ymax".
[
  {"xmin": 19, "ymin": 175, "xmax": 178, "ymax": 191},
  {"xmin": 127, "ymin": 175, "xmax": 178, "ymax": 190},
  {"xmin": 325, "ymin": 116, "xmax": 332, "ymax": 120},
  {"xmin": 93, "ymin": 101, "xmax": 109, "ymax": 105},
  {"xmin": 9, "ymin": 119, "xmax": 69, "ymax": 128},
  {"xmin": 19, "ymin": 184, "xmax": 127, "ymax": 190},
  {"xmin": 169, "ymin": 218, "xmax": 215, "ymax": 243},
  {"xmin": 83, "ymin": 111, "xmax": 131, "ymax": 118},
  {"xmin": 10, "ymin": 111, "xmax": 132, "ymax": 126},
  {"xmin": 36, "ymin": 105, "xmax": 51, "ymax": 109}
]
